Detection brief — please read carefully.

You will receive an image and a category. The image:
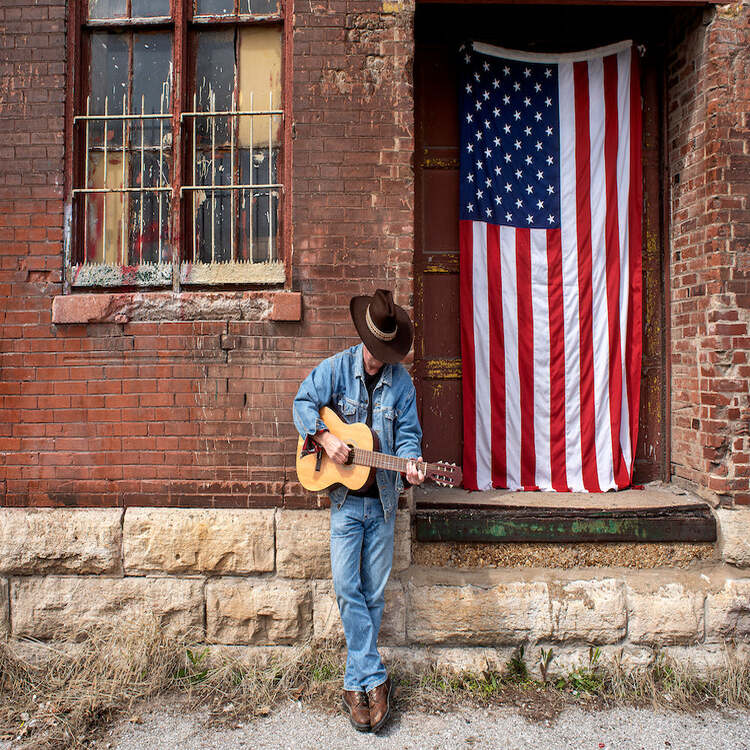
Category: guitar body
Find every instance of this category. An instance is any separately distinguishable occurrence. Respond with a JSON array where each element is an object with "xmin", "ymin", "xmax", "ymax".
[{"xmin": 296, "ymin": 407, "xmax": 377, "ymax": 492}]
